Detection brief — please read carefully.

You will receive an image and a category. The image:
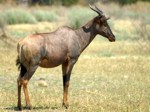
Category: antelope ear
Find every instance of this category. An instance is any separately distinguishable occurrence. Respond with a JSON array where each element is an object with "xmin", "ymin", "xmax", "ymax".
[
  {"xmin": 100, "ymin": 16, "xmax": 106, "ymax": 22},
  {"xmin": 100, "ymin": 16, "xmax": 110, "ymax": 22},
  {"xmin": 93, "ymin": 16, "xmax": 100, "ymax": 24}
]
